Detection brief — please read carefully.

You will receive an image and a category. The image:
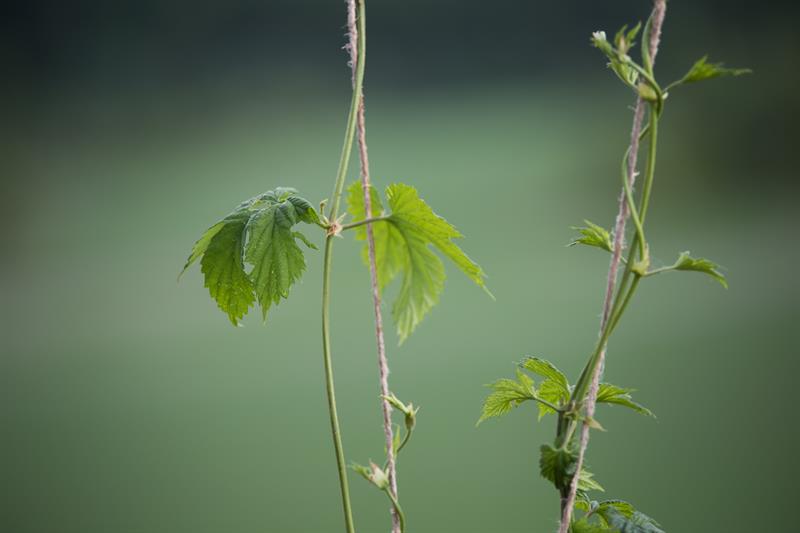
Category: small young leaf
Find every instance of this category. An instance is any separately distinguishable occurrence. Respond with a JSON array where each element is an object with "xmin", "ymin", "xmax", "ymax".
[
  {"xmin": 522, "ymin": 357, "xmax": 570, "ymax": 393},
  {"xmin": 673, "ymin": 251, "xmax": 728, "ymax": 288},
  {"xmin": 350, "ymin": 461, "xmax": 390, "ymax": 490},
  {"xmin": 521, "ymin": 357, "xmax": 570, "ymax": 419},
  {"xmin": 182, "ymin": 188, "xmax": 321, "ymax": 325},
  {"xmin": 677, "ymin": 55, "xmax": 751, "ymax": 86},
  {"xmin": 596, "ymin": 383, "xmax": 655, "ymax": 418},
  {"xmin": 347, "ymin": 182, "xmax": 490, "ymax": 343},
  {"xmin": 614, "ymin": 22, "xmax": 641, "ymax": 55},
  {"xmin": 569, "ymin": 221, "xmax": 614, "ymax": 253}
]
